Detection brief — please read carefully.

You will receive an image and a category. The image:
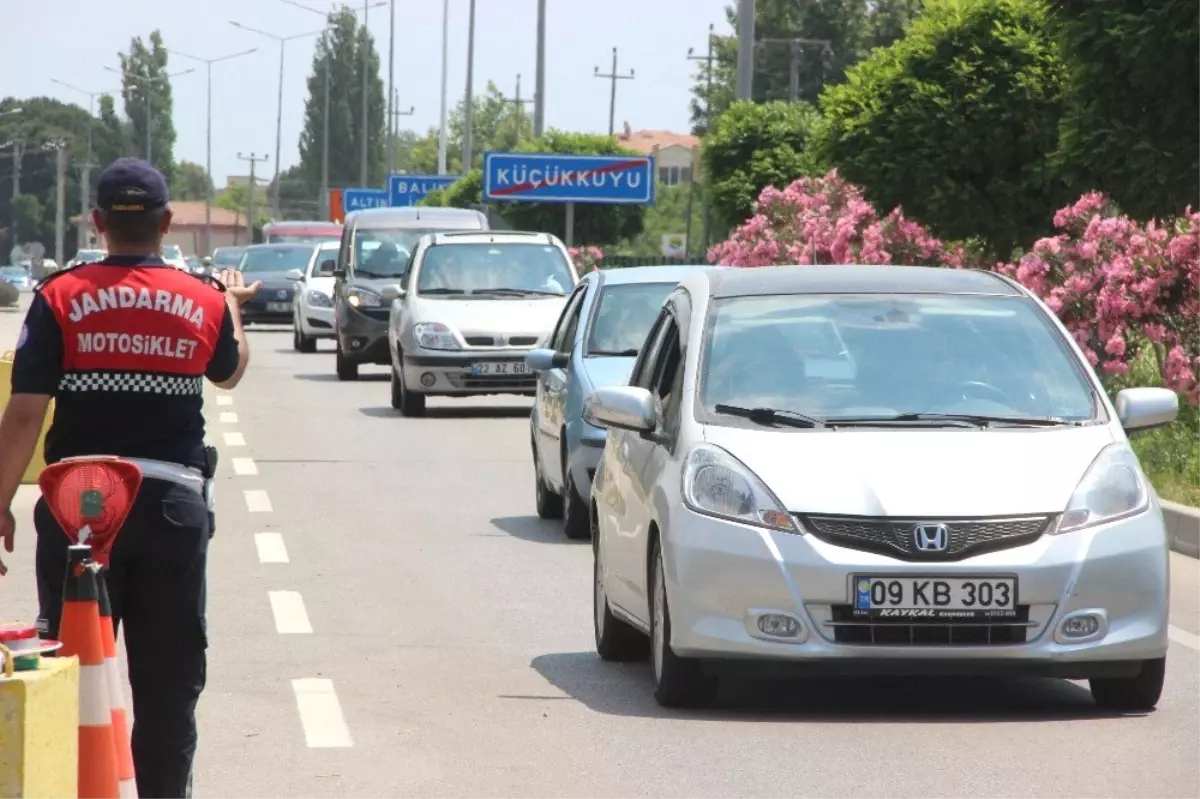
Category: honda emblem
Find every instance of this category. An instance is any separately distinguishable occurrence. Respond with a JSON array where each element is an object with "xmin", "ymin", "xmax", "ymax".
[{"xmin": 912, "ymin": 523, "xmax": 950, "ymax": 552}]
